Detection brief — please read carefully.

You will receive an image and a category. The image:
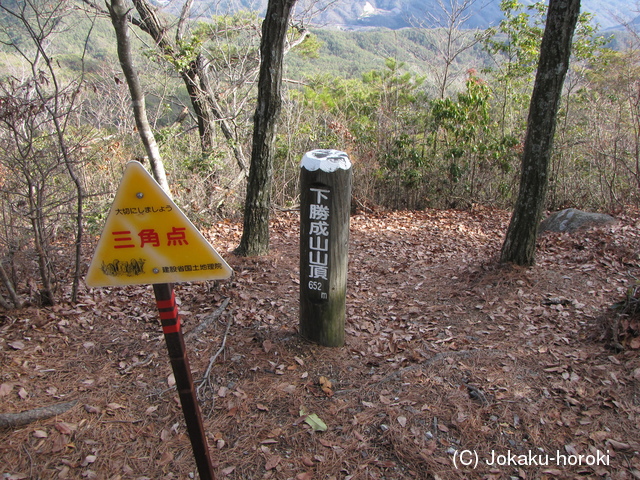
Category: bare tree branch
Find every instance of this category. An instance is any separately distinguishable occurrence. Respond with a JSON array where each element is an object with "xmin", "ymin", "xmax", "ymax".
[
  {"xmin": 0, "ymin": 400, "xmax": 77, "ymax": 428},
  {"xmin": 106, "ymin": 0, "xmax": 170, "ymax": 191}
]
